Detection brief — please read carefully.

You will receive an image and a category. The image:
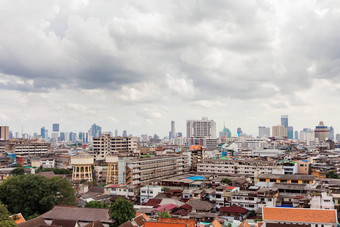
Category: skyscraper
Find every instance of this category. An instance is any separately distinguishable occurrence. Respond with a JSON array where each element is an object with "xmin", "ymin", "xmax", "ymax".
[
  {"xmin": 281, "ymin": 115, "xmax": 288, "ymax": 129},
  {"xmin": 171, "ymin": 120, "xmax": 176, "ymax": 139},
  {"xmin": 89, "ymin": 124, "xmax": 102, "ymax": 138},
  {"xmin": 0, "ymin": 126, "xmax": 9, "ymax": 140},
  {"xmin": 287, "ymin": 126, "xmax": 294, "ymax": 139},
  {"xmin": 52, "ymin": 123, "xmax": 60, "ymax": 132},
  {"xmin": 258, "ymin": 126, "xmax": 270, "ymax": 138},
  {"xmin": 237, "ymin": 127, "xmax": 243, "ymax": 137},
  {"xmin": 41, "ymin": 127, "xmax": 46, "ymax": 139},
  {"xmin": 329, "ymin": 126, "xmax": 334, "ymax": 140},
  {"xmin": 315, "ymin": 121, "xmax": 329, "ymax": 142},
  {"xmin": 272, "ymin": 125, "xmax": 287, "ymax": 137},
  {"xmin": 295, "ymin": 131, "xmax": 299, "ymax": 140},
  {"xmin": 122, "ymin": 130, "xmax": 127, "ymax": 137},
  {"xmin": 186, "ymin": 117, "xmax": 216, "ymax": 138},
  {"xmin": 115, "ymin": 129, "xmax": 118, "ymax": 137}
]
